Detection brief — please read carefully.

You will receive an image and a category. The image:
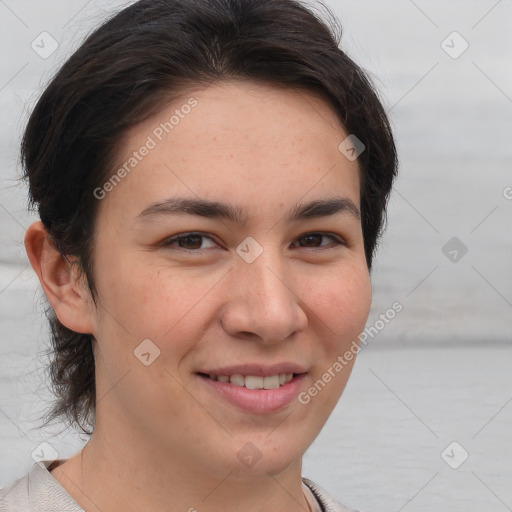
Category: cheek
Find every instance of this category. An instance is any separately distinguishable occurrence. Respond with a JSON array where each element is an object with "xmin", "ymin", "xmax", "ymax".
[
  {"xmin": 93, "ymin": 254, "xmax": 221, "ymax": 353},
  {"xmin": 306, "ymin": 264, "xmax": 372, "ymax": 343},
  {"xmin": 304, "ymin": 265, "xmax": 371, "ymax": 406}
]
